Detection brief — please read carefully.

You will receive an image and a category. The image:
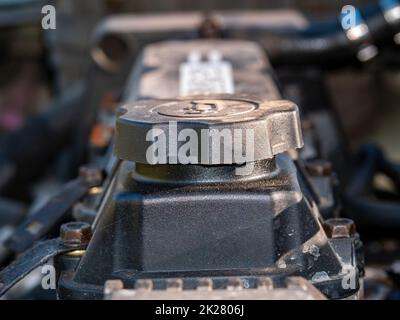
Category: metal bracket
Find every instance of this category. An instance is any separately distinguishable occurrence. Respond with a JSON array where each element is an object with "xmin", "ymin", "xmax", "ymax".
[{"xmin": 0, "ymin": 238, "xmax": 84, "ymax": 297}]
